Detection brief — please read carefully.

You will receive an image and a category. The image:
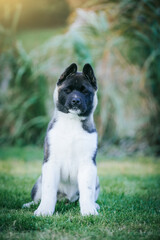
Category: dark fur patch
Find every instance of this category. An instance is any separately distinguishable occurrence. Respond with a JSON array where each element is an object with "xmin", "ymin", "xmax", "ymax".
[
  {"xmin": 43, "ymin": 118, "xmax": 56, "ymax": 163},
  {"xmin": 96, "ymin": 183, "xmax": 100, "ymax": 191},
  {"xmin": 47, "ymin": 118, "xmax": 56, "ymax": 131},
  {"xmin": 57, "ymin": 63, "xmax": 77, "ymax": 86},
  {"xmin": 31, "ymin": 176, "xmax": 42, "ymax": 200},
  {"xmin": 92, "ymin": 148, "xmax": 97, "ymax": 165},
  {"xmin": 31, "ymin": 183, "xmax": 37, "ymax": 201},
  {"xmin": 56, "ymin": 101, "xmax": 69, "ymax": 114},
  {"xmin": 83, "ymin": 63, "xmax": 97, "ymax": 90},
  {"xmin": 81, "ymin": 118, "xmax": 96, "ymax": 133},
  {"xmin": 43, "ymin": 136, "xmax": 49, "ymax": 163}
]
